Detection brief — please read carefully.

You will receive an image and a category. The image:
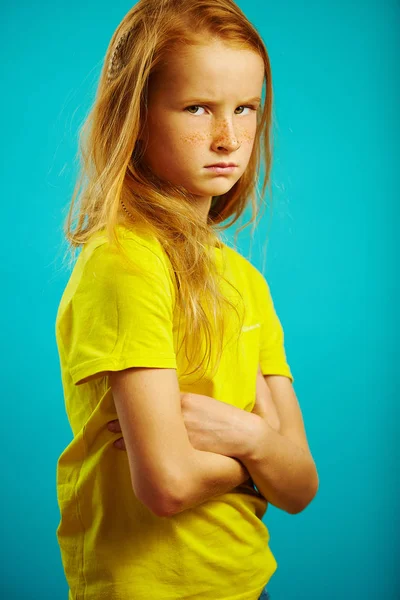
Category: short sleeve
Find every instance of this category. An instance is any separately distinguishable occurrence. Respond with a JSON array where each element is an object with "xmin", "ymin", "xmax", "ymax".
[
  {"xmin": 62, "ymin": 237, "xmax": 177, "ymax": 386},
  {"xmin": 256, "ymin": 273, "xmax": 294, "ymax": 383}
]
